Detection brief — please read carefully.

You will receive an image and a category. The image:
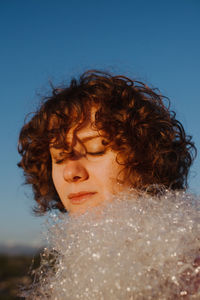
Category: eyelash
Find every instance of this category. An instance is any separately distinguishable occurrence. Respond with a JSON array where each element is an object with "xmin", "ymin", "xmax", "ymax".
[
  {"xmin": 54, "ymin": 159, "xmax": 65, "ymax": 164},
  {"xmin": 54, "ymin": 151, "xmax": 105, "ymax": 164},
  {"xmin": 87, "ymin": 151, "xmax": 105, "ymax": 156}
]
